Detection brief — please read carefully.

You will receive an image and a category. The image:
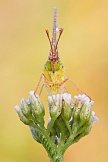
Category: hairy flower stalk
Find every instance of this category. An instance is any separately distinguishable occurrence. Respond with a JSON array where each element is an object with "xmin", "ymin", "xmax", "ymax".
[{"xmin": 15, "ymin": 92, "xmax": 98, "ymax": 162}]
